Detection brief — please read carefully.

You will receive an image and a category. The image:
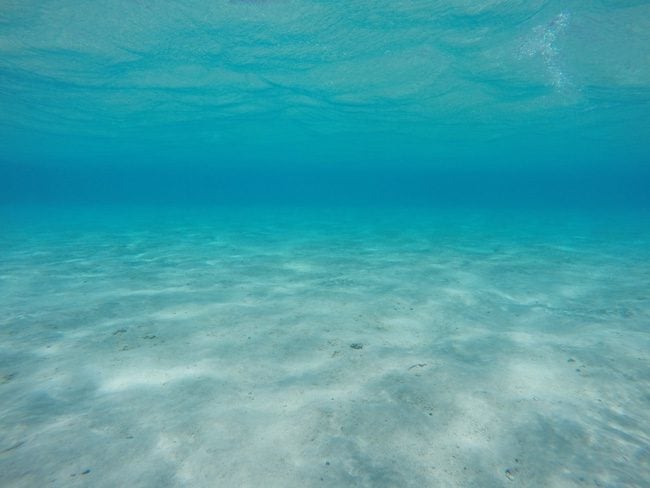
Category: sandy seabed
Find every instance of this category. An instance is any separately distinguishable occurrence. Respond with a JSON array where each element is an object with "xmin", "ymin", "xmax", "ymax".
[{"xmin": 1, "ymin": 207, "xmax": 649, "ymax": 487}]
